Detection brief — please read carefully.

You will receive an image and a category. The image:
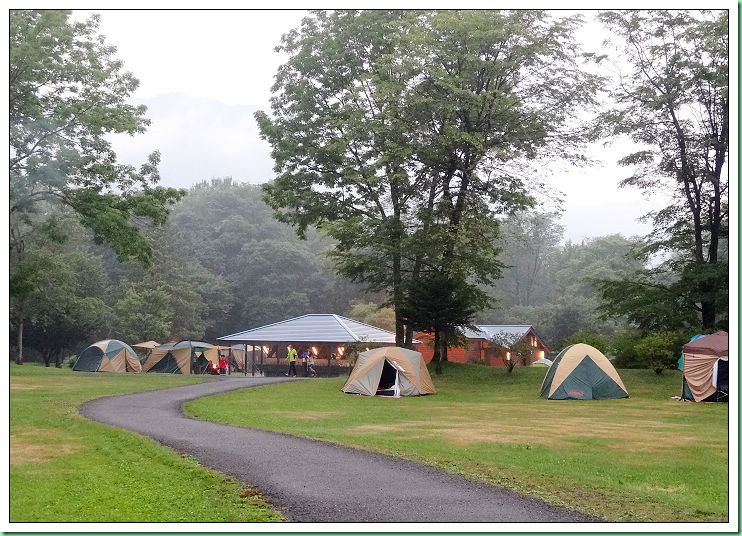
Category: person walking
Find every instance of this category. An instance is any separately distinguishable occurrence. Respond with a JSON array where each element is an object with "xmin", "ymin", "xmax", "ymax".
[
  {"xmin": 300, "ymin": 349, "xmax": 309, "ymax": 376},
  {"xmin": 284, "ymin": 344, "xmax": 298, "ymax": 377}
]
